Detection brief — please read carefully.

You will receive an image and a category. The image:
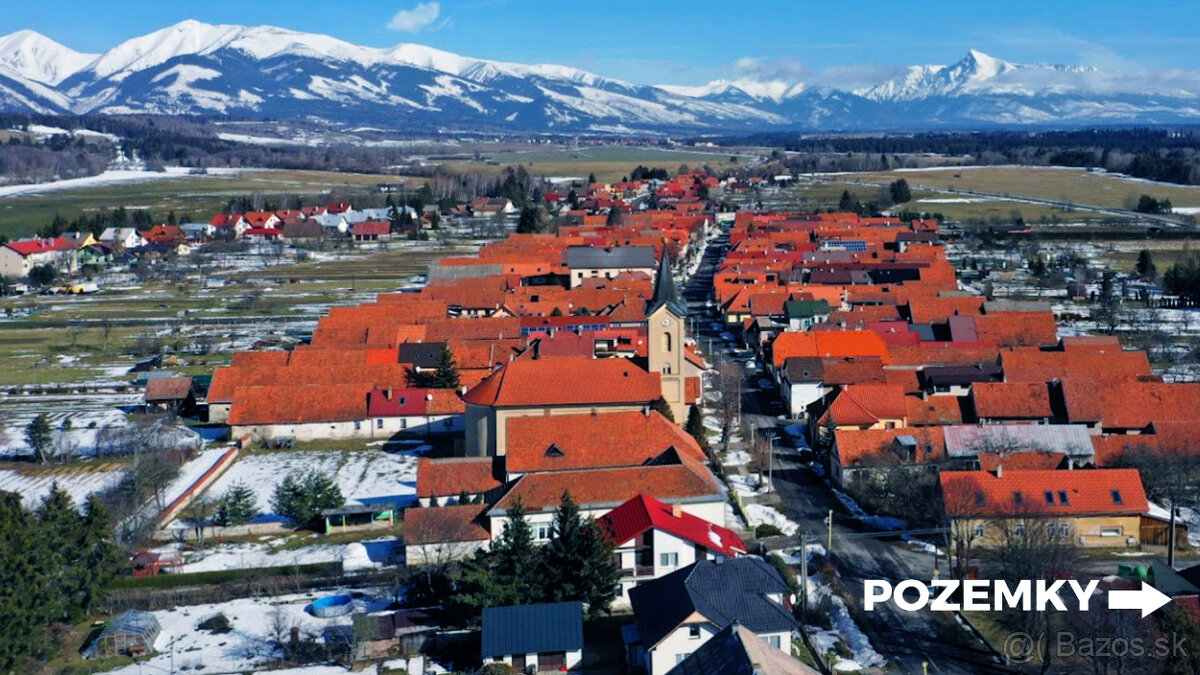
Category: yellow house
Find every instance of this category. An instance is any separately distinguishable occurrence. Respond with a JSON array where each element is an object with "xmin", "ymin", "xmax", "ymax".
[{"xmin": 941, "ymin": 467, "xmax": 1149, "ymax": 550}]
